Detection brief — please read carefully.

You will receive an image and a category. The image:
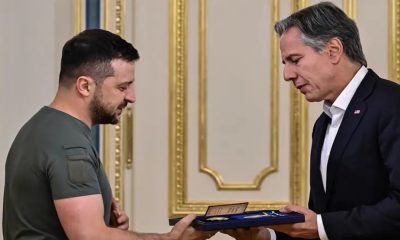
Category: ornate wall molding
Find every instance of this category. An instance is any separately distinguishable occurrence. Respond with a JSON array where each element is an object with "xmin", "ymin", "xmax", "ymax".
[
  {"xmin": 169, "ymin": 0, "xmax": 309, "ymax": 216},
  {"xmin": 290, "ymin": 0, "xmax": 309, "ymax": 207},
  {"xmin": 169, "ymin": 0, "xmax": 189, "ymax": 214},
  {"xmin": 102, "ymin": 0, "xmax": 130, "ymax": 208},
  {"xmin": 389, "ymin": 0, "xmax": 400, "ymax": 83},
  {"xmin": 74, "ymin": 0, "xmax": 84, "ymax": 33},
  {"xmin": 291, "ymin": 0, "xmax": 309, "ymax": 12},
  {"xmin": 74, "ymin": 0, "xmax": 128, "ymax": 207},
  {"xmin": 198, "ymin": 0, "xmax": 279, "ymax": 190}
]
